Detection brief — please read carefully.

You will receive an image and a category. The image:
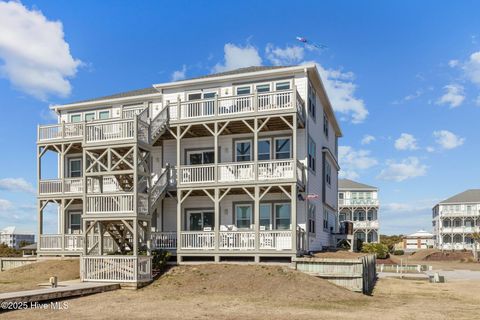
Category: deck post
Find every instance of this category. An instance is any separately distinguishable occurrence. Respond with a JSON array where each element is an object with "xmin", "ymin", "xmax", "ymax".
[
  {"xmin": 214, "ymin": 122, "xmax": 218, "ymax": 183},
  {"xmin": 254, "ymin": 186, "xmax": 260, "ymax": 252},
  {"xmin": 214, "ymin": 188, "xmax": 220, "ymax": 253},
  {"xmin": 291, "ymin": 183, "xmax": 297, "ymax": 253},
  {"xmin": 253, "ymin": 118, "xmax": 258, "ymax": 181}
]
